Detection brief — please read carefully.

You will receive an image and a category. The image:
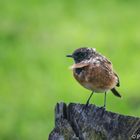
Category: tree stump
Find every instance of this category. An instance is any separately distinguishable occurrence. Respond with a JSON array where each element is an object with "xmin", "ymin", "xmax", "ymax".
[{"xmin": 49, "ymin": 103, "xmax": 140, "ymax": 140}]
